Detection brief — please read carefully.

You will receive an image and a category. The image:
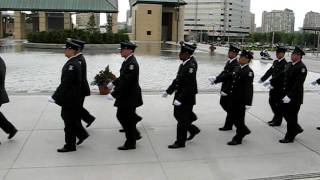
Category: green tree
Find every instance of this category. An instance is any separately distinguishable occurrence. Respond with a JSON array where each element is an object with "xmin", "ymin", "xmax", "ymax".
[{"xmin": 87, "ymin": 13, "xmax": 97, "ymax": 33}]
